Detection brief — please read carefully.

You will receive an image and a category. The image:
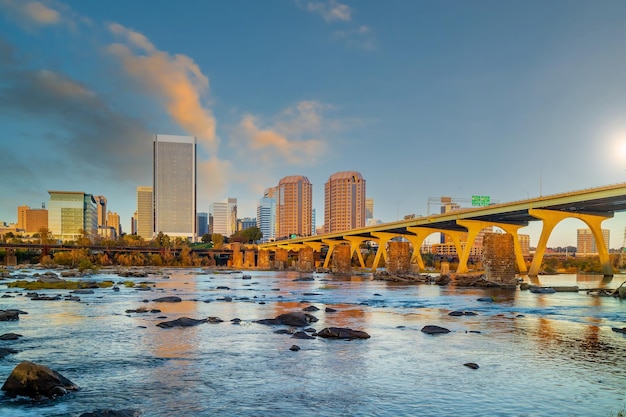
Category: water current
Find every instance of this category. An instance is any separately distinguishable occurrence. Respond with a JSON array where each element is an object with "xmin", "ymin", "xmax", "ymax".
[{"xmin": 1, "ymin": 269, "xmax": 625, "ymax": 417}]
